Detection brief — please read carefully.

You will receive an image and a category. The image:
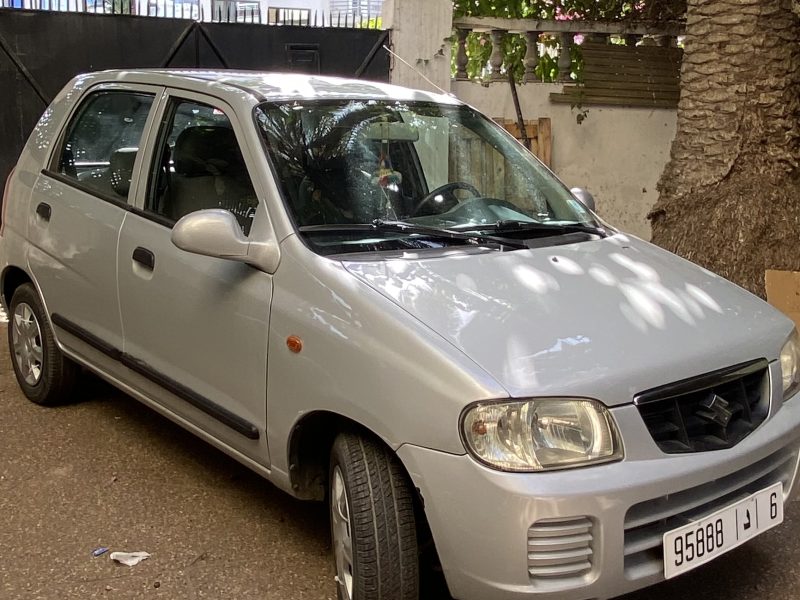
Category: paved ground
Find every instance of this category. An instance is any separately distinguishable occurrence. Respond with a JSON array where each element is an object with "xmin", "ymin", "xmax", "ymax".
[{"xmin": 2, "ymin": 319, "xmax": 800, "ymax": 600}]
